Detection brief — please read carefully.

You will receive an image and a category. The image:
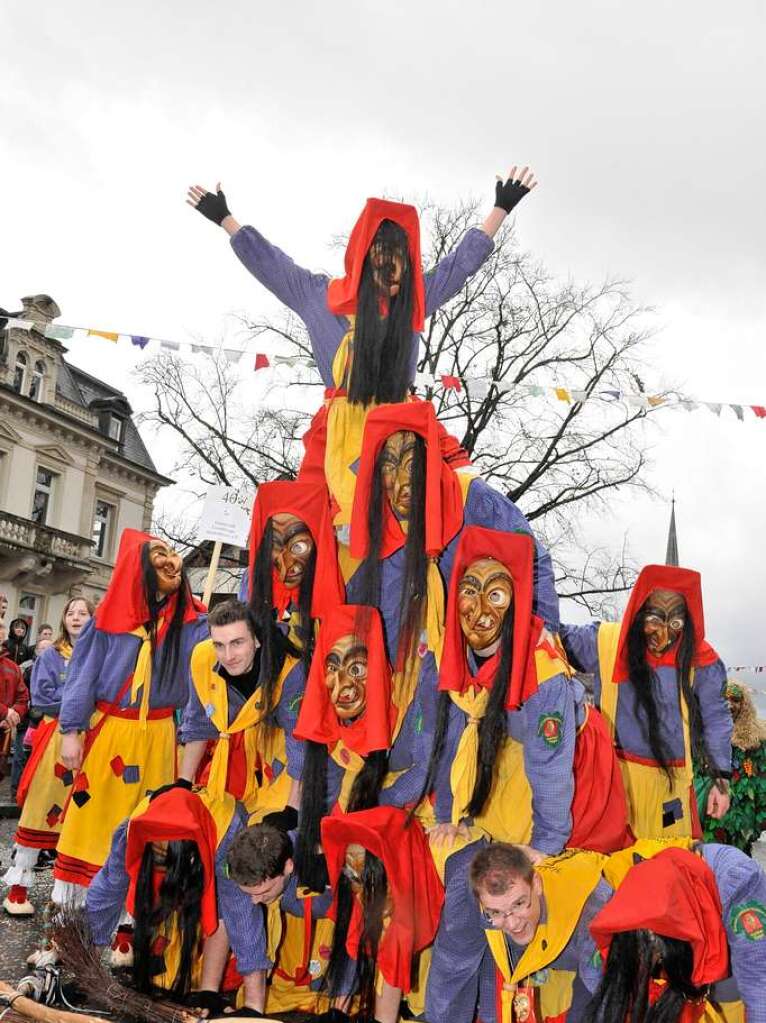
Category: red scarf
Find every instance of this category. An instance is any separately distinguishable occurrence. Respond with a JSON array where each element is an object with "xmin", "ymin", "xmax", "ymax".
[
  {"xmin": 293, "ymin": 604, "xmax": 395, "ymax": 756},
  {"xmin": 321, "ymin": 806, "xmax": 444, "ymax": 992},
  {"xmin": 350, "ymin": 400, "xmax": 467, "ymax": 560},
  {"xmin": 613, "ymin": 565, "xmax": 720, "ymax": 683},
  {"xmin": 590, "ymin": 847, "xmax": 728, "ymax": 987},
  {"xmin": 246, "ymin": 480, "xmax": 344, "ymax": 618},
  {"xmin": 326, "ymin": 198, "xmax": 426, "ymax": 331},
  {"xmin": 94, "ymin": 528, "xmax": 203, "ymax": 633},
  {"xmin": 124, "ymin": 789, "xmax": 219, "ymax": 937},
  {"xmin": 438, "ymin": 526, "xmax": 544, "ymax": 709}
]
